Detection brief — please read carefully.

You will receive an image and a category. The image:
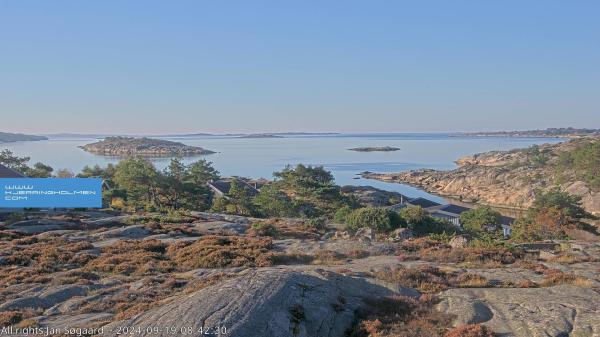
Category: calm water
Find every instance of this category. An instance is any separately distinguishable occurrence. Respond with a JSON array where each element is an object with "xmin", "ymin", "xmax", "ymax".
[{"xmin": 2, "ymin": 134, "xmax": 563, "ymax": 203}]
